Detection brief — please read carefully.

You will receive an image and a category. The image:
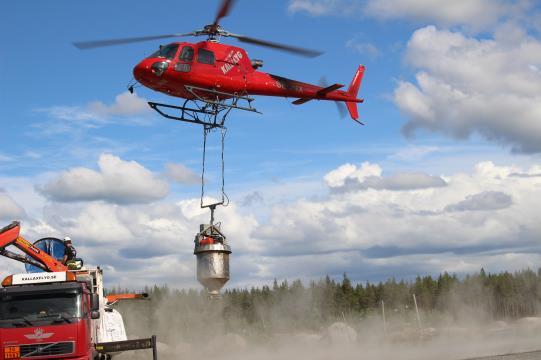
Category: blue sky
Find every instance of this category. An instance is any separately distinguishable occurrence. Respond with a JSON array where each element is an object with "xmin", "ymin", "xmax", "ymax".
[{"xmin": 1, "ymin": 0, "xmax": 541, "ymax": 289}]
